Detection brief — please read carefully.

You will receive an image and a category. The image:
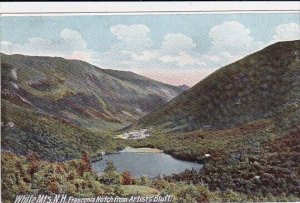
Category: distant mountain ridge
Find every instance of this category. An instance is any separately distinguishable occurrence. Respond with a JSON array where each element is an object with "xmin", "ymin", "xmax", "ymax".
[
  {"xmin": 177, "ymin": 84, "xmax": 190, "ymax": 91},
  {"xmin": 137, "ymin": 40, "xmax": 300, "ymax": 132},
  {"xmin": 1, "ymin": 53, "xmax": 184, "ymax": 160},
  {"xmin": 1, "ymin": 53, "xmax": 184, "ymax": 127}
]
